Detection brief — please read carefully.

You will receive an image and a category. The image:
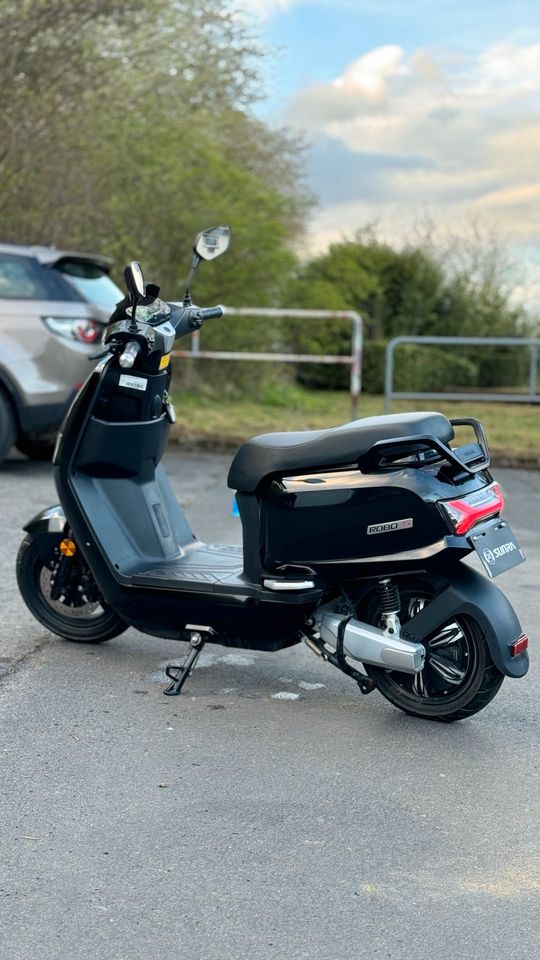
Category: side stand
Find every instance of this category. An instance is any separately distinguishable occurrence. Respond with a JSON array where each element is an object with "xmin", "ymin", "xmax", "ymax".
[{"xmin": 164, "ymin": 631, "xmax": 206, "ymax": 697}]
